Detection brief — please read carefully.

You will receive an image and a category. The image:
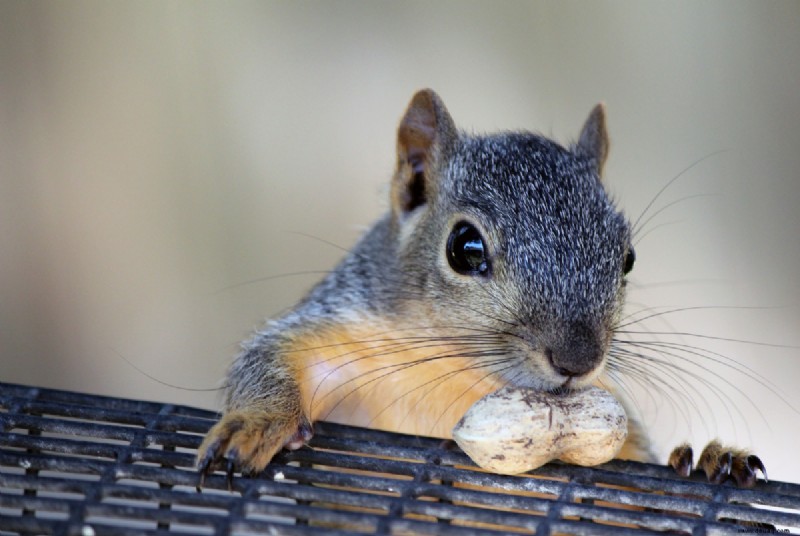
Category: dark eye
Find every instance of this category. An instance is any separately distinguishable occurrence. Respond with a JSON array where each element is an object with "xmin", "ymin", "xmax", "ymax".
[
  {"xmin": 623, "ymin": 247, "xmax": 636, "ymax": 275},
  {"xmin": 447, "ymin": 221, "xmax": 489, "ymax": 276}
]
